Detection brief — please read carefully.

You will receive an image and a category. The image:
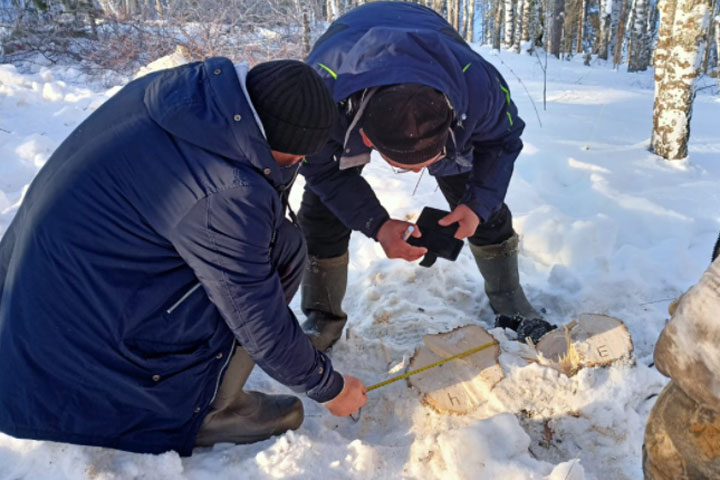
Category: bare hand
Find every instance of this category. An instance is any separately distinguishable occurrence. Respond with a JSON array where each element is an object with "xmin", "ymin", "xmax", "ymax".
[
  {"xmin": 438, "ymin": 204, "xmax": 480, "ymax": 240},
  {"xmin": 376, "ymin": 219, "xmax": 427, "ymax": 261},
  {"xmin": 324, "ymin": 374, "xmax": 367, "ymax": 417}
]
